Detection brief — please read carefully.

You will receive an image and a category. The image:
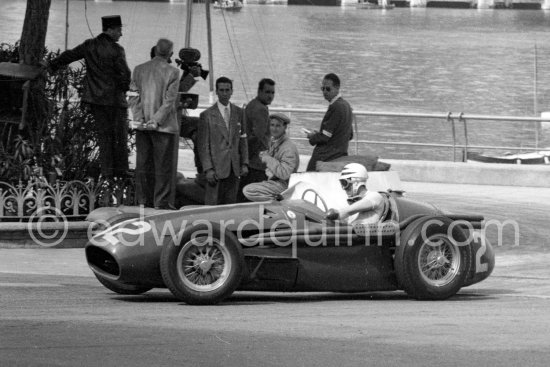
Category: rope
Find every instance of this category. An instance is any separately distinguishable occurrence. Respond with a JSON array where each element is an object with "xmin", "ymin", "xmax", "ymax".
[
  {"xmin": 219, "ymin": 10, "xmax": 249, "ymax": 101},
  {"xmin": 227, "ymin": 14, "xmax": 251, "ymax": 99},
  {"xmin": 83, "ymin": 0, "xmax": 94, "ymax": 38},
  {"xmin": 249, "ymin": 9, "xmax": 279, "ymax": 83}
]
